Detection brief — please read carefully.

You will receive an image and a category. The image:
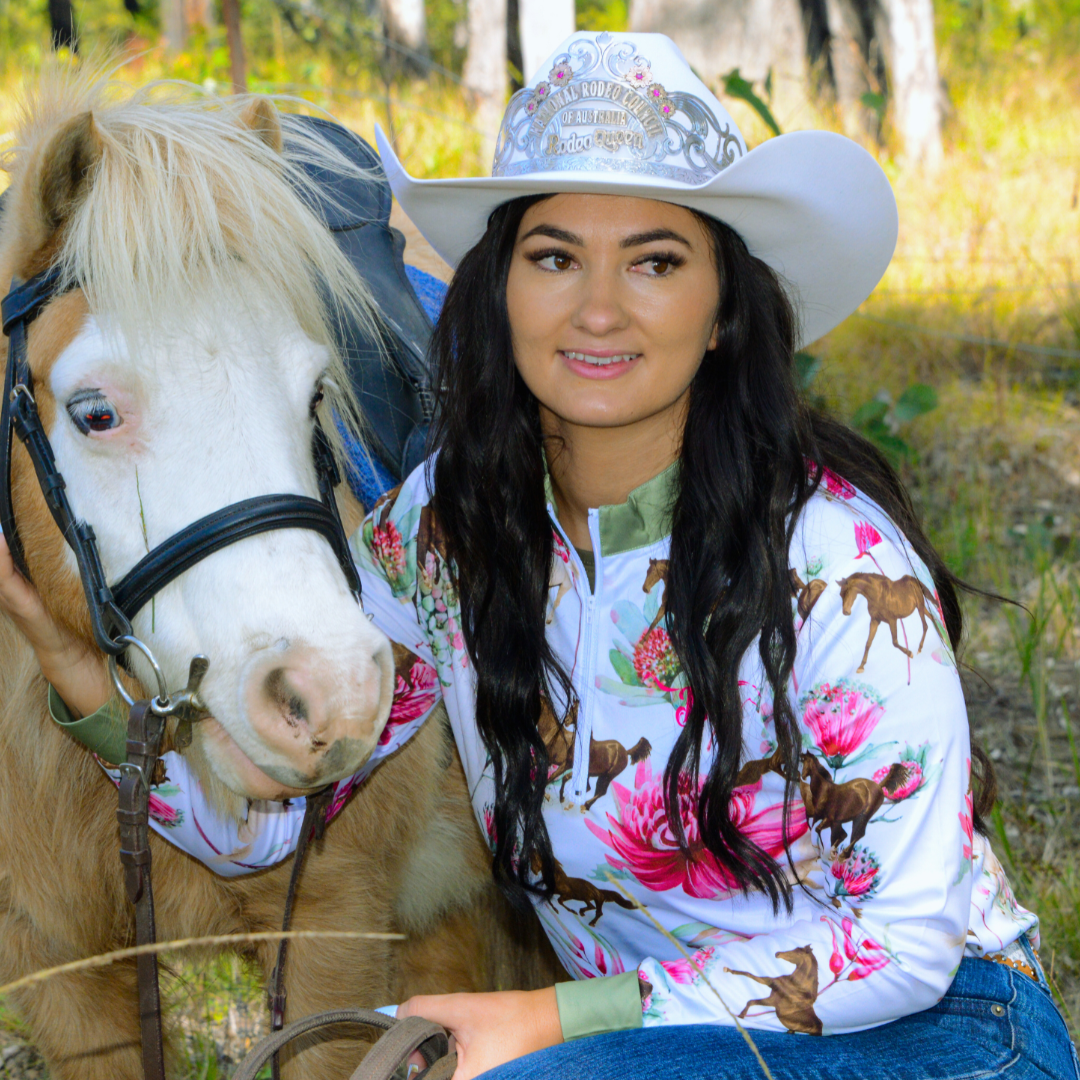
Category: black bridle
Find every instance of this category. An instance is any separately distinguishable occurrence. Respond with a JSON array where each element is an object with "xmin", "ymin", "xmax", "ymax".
[{"xmin": 1, "ymin": 267, "xmax": 362, "ymax": 657}]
